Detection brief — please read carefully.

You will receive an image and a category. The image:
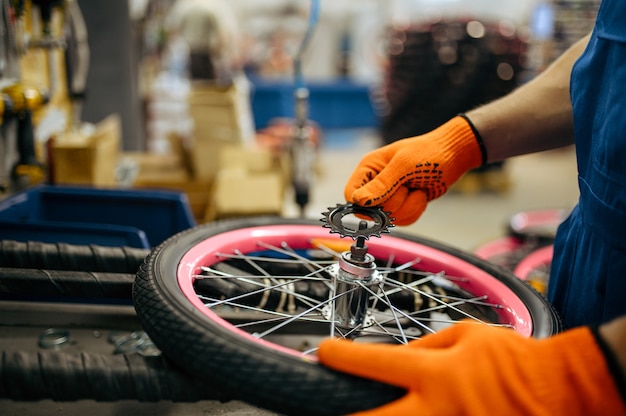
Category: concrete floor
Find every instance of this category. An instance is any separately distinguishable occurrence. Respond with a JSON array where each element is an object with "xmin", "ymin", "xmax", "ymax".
[{"xmin": 0, "ymin": 128, "xmax": 580, "ymax": 416}]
